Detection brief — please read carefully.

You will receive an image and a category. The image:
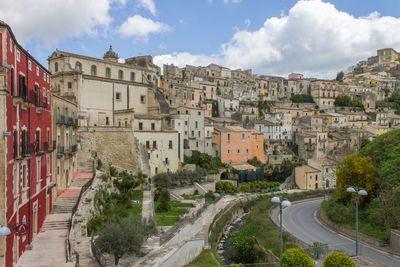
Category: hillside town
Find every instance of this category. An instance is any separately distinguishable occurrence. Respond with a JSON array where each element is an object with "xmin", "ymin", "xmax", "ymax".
[{"xmin": 1, "ymin": 18, "xmax": 400, "ymax": 267}]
